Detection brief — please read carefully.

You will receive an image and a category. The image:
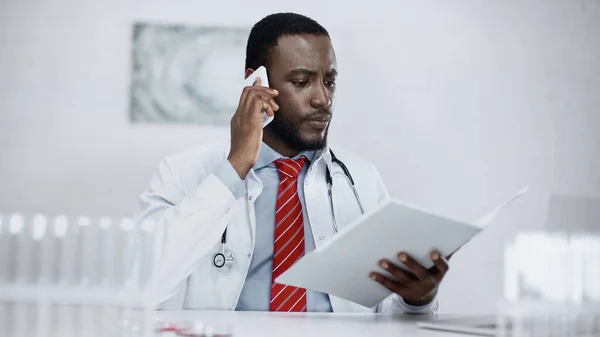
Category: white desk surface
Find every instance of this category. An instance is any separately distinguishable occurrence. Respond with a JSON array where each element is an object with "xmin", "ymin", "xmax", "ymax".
[{"xmin": 154, "ymin": 310, "xmax": 475, "ymax": 337}]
